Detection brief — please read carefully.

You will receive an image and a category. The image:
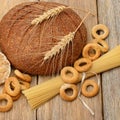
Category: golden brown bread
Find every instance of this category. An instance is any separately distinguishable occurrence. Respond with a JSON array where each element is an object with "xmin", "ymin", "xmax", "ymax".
[{"xmin": 0, "ymin": 1, "xmax": 87, "ymax": 75}]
